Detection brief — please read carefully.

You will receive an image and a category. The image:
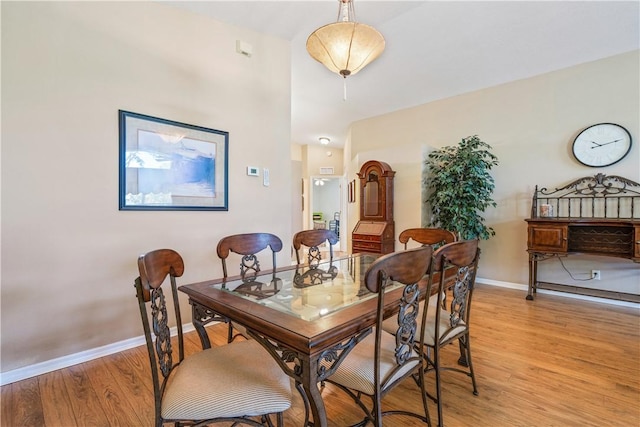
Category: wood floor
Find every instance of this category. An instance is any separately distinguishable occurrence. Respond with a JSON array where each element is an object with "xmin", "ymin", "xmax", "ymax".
[{"xmin": 2, "ymin": 284, "xmax": 639, "ymax": 426}]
